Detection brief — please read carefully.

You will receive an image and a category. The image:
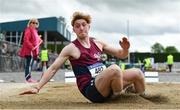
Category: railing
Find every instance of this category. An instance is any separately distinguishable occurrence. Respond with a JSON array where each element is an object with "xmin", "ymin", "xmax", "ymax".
[
  {"xmin": 0, "ymin": 40, "xmax": 24, "ymax": 72},
  {"xmin": 0, "ymin": 55, "xmax": 24, "ymax": 72}
]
